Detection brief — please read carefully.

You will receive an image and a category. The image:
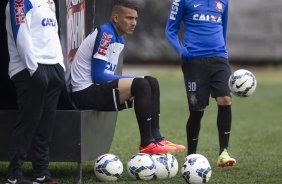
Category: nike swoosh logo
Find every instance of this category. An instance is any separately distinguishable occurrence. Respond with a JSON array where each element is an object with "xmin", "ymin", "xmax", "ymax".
[
  {"xmin": 224, "ymin": 132, "xmax": 230, "ymax": 135},
  {"xmin": 194, "ymin": 4, "xmax": 201, "ymax": 8},
  {"xmin": 236, "ymin": 79, "xmax": 248, "ymax": 88},
  {"xmin": 147, "ymin": 117, "xmax": 152, "ymax": 121},
  {"xmin": 7, "ymin": 179, "xmax": 17, "ymax": 184},
  {"xmin": 96, "ymin": 155, "xmax": 107, "ymax": 163},
  {"xmin": 36, "ymin": 176, "xmax": 46, "ymax": 181}
]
